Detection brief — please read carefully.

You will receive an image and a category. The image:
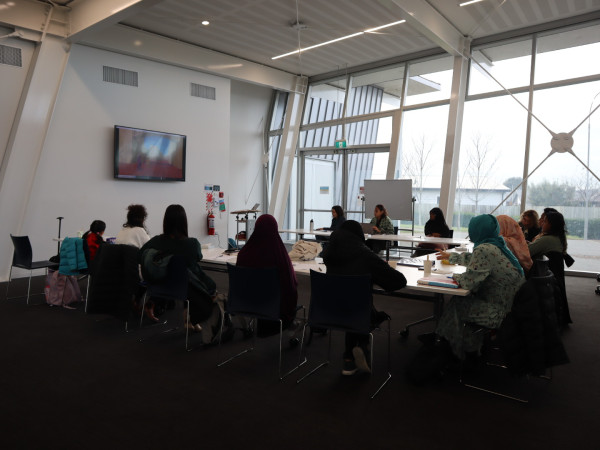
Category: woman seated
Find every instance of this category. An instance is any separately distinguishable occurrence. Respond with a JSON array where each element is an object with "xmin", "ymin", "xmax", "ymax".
[
  {"xmin": 115, "ymin": 204, "xmax": 154, "ymax": 320},
  {"xmin": 82, "ymin": 220, "xmax": 106, "ymax": 262},
  {"xmin": 412, "ymin": 207, "xmax": 451, "ymax": 257},
  {"xmin": 323, "ymin": 220, "xmax": 407, "ymax": 376},
  {"xmin": 236, "ymin": 214, "xmax": 298, "ymax": 337},
  {"xmin": 115, "ymin": 204, "xmax": 151, "ymax": 248},
  {"xmin": 140, "ymin": 204, "xmax": 220, "ymax": 336},
  {"xmin": 366, "ymin": 204, "xmax": 394, "ymax": 254},
  {"xmin": 519, "ymin": 209, "xmax": 541, "ymax": 242},
  {"xmin": 528, "ymin": 209, "xmax": 567, "ymax": 259},
  {"xmin": 496, "ymin": 214, "xmax": 533, "ymax": 273},
  {"xmin": 409, "ymin": 215, "xmax": 525, "ymax": 383},
  {"xmin": 317, "ymin": 205, "xmax": 346, "ymax": 232}
]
